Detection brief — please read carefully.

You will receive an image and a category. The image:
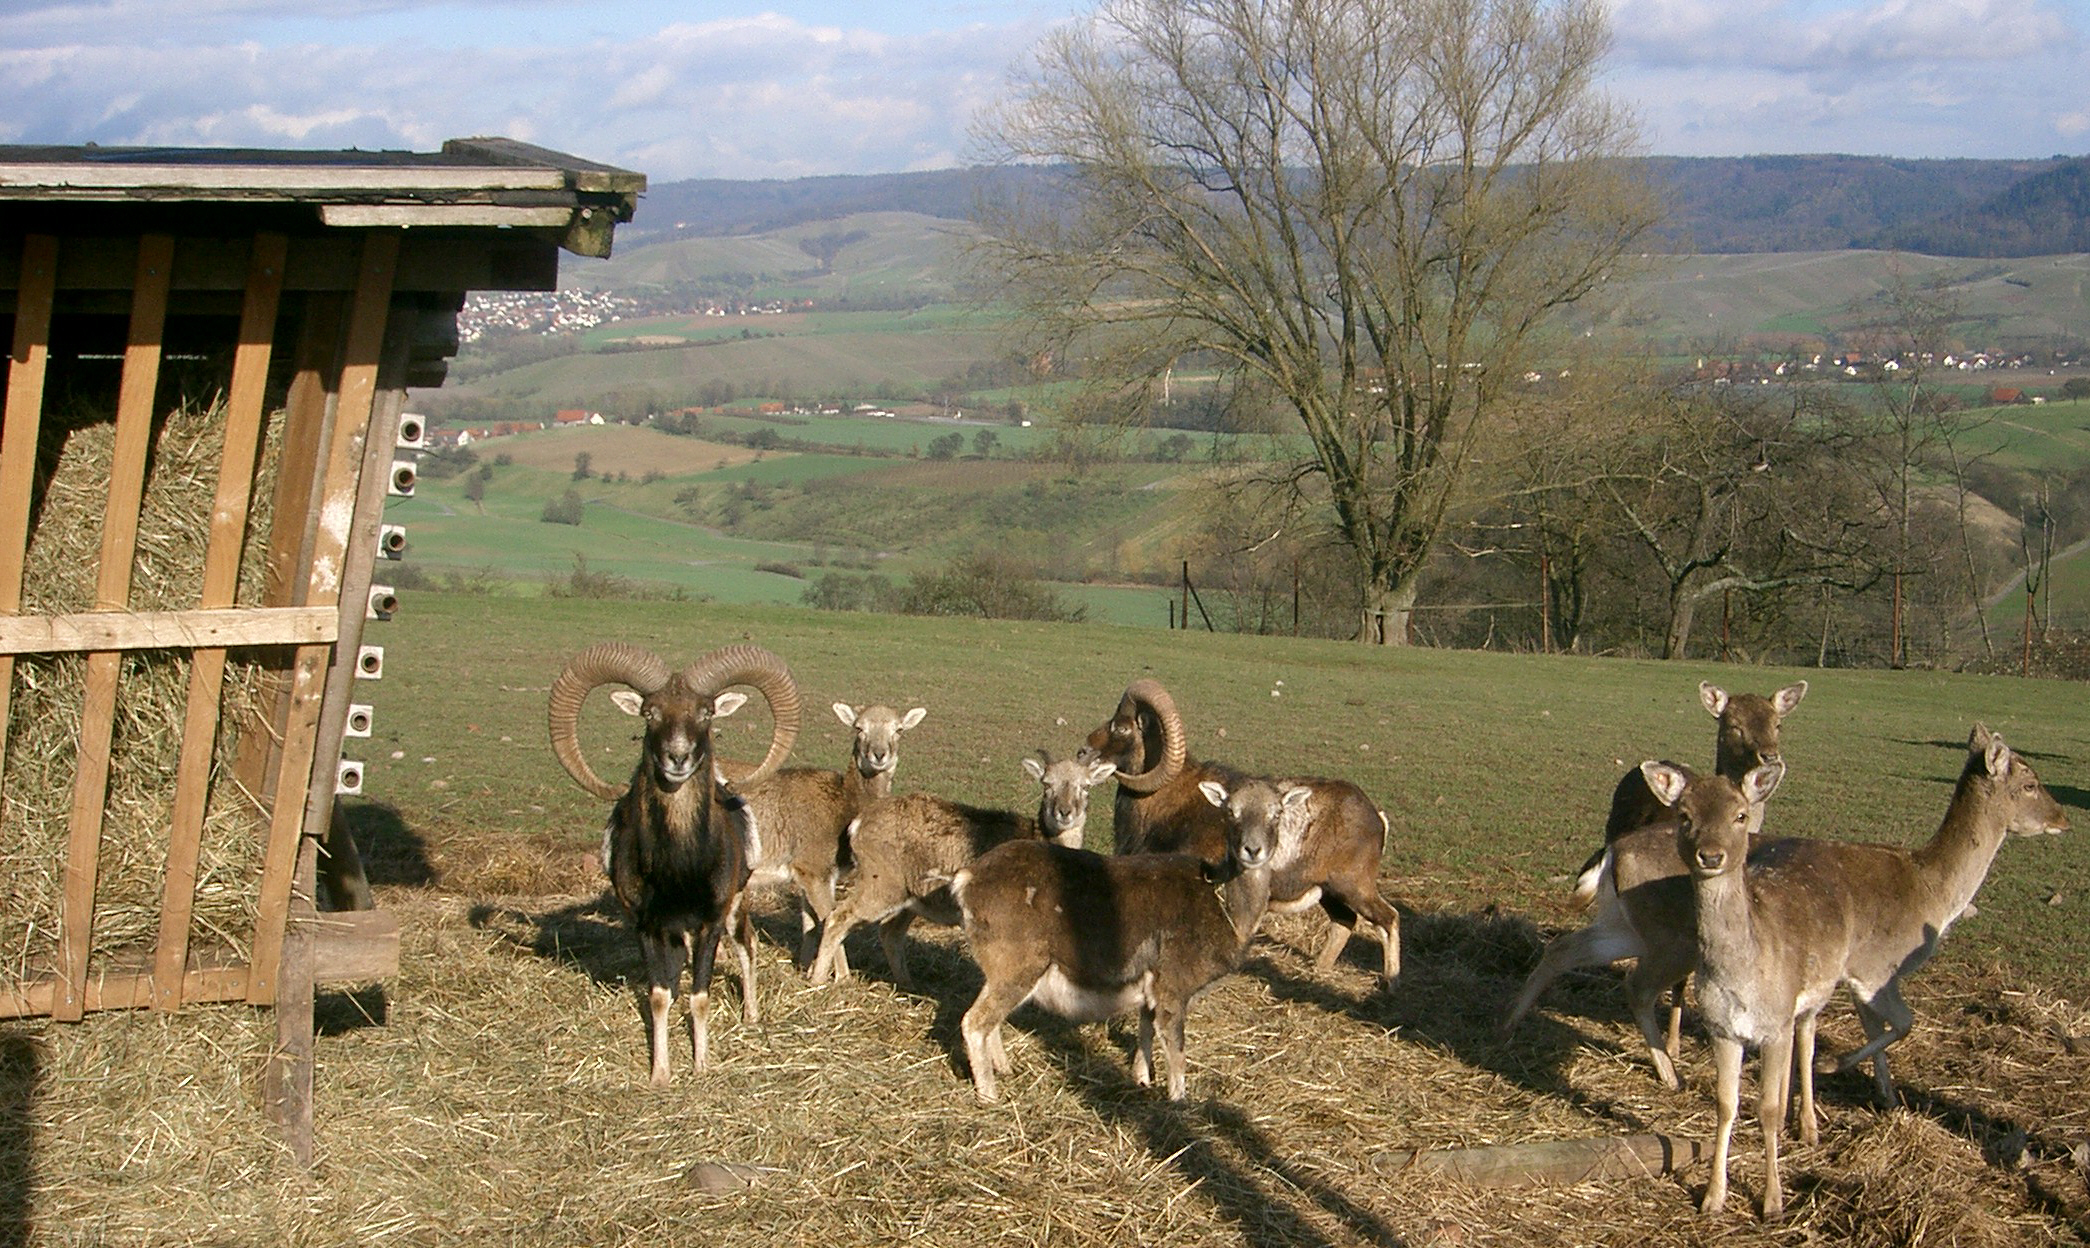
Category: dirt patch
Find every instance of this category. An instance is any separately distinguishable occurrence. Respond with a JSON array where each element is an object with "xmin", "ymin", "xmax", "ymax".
[{"xmin": 487, "ymin": 424, "xmax": 766, "ymax": 477}]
